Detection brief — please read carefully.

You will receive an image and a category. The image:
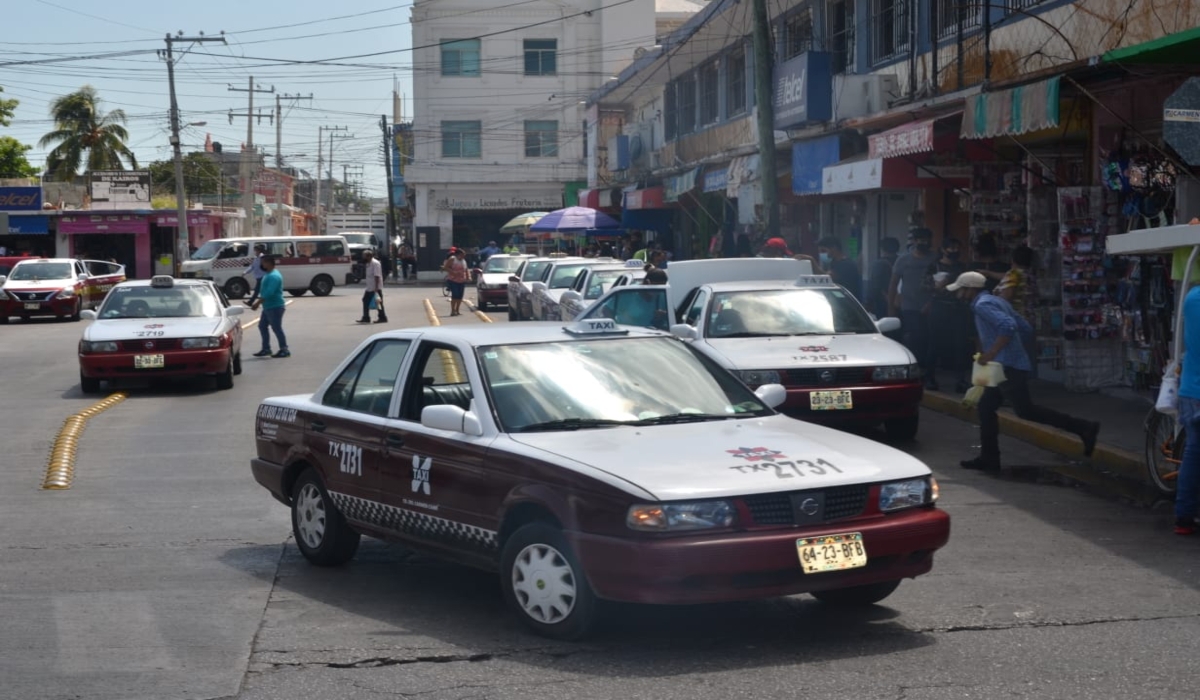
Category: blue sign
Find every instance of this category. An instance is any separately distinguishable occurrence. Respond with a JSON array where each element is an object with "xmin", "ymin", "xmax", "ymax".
[
  {"xmin": 792, "ymin": 135, "xmax": 840, "ymax": 195},
  {"xmin": 703, "ymin": 167, "xmax": 728, "ymax": 193},
  {"xmin": 6, "ymin": 214, "xmax": 50, "ymax": 234},
  {"xmin": 0, "ymin": 187, "xmax": 42, "ymax": 211},
  {"xmin": 773, "ymin": 52, "xmax": 833, "ymax": 130}
]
